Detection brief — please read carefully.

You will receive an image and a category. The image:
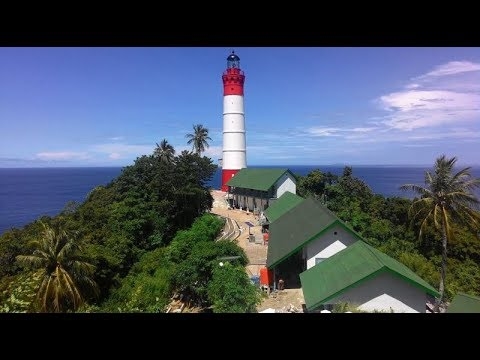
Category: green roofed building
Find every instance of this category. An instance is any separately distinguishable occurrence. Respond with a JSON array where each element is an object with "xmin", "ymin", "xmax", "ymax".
[
  {"xmin": 267, "ymin": 196, "xmax": 362, "ymax": 270},
  {"xmin": 226, "ymin": 168, "xmax": 297, "ymax": 213},
  {"xmin": 447, "ymin": 293, "xmax": 480, "ymax": 313},
  {"xmin": 264, "ymin": 191, "xmax": 304, "ymax": 224},
  {"xmin": 300, "ymin": 241, "xmax": 440, "ymax": 313}
]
